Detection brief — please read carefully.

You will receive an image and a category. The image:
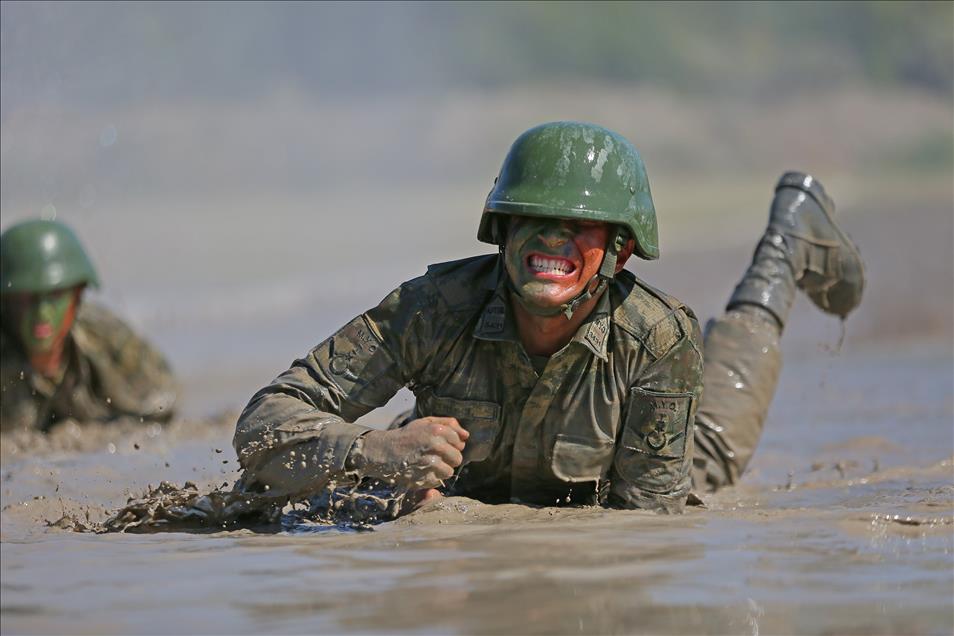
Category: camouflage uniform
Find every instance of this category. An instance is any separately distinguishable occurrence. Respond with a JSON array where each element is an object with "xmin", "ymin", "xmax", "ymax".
[
  {"xmin": 234, "ymin": 120, "xmax": 863, "ymax": 515},
  {"xmin": 0, "ymin": 302, "xmax": 177, "ymax": 432},
  {"xmin": 235, "ymin": 255, "xmax": 703, "ymax": 512}
]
